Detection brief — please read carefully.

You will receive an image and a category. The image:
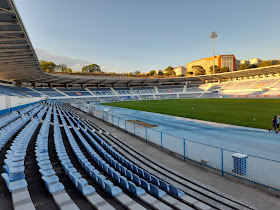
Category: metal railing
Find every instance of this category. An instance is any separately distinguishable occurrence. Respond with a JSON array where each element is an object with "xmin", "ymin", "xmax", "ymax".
[{"xmin": 74, "ymin": 104, "xmax": 280, "ymax": 192}]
